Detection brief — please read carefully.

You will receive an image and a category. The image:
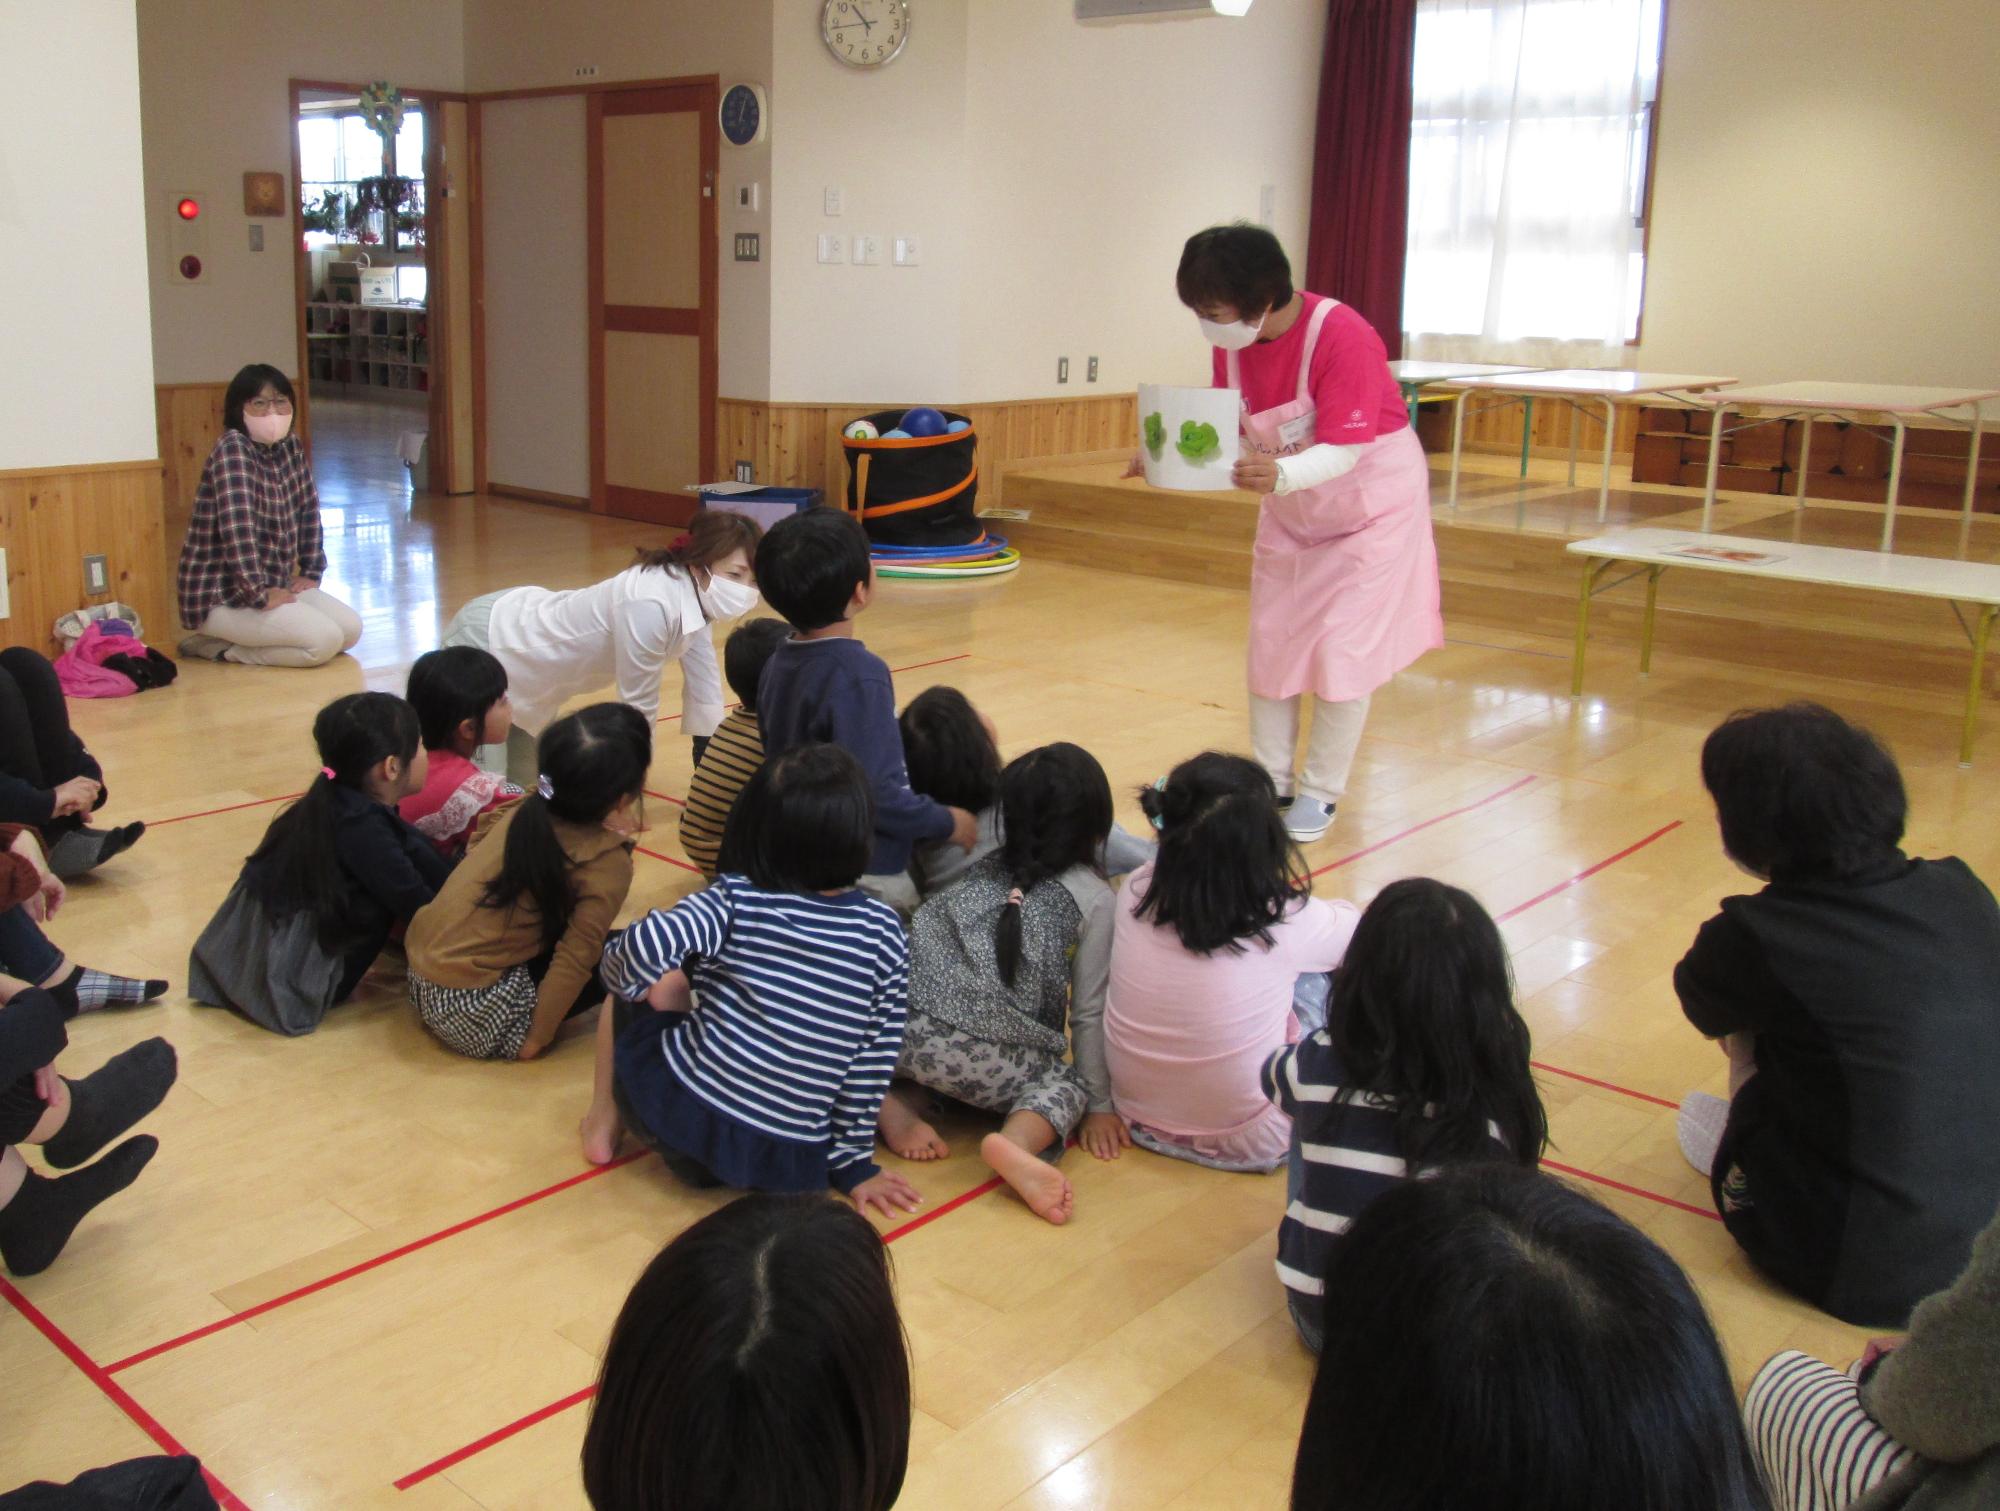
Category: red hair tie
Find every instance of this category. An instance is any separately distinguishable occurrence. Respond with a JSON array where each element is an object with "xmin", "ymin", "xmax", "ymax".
[{"xmin": 668, "ymin": 533, "xmax": 694, "ymax": 553}]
